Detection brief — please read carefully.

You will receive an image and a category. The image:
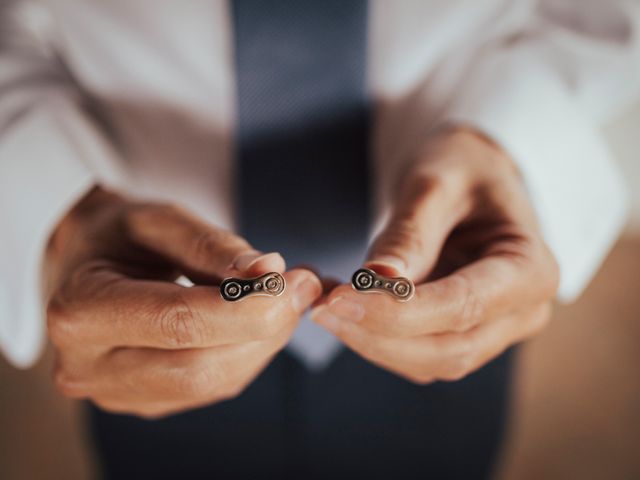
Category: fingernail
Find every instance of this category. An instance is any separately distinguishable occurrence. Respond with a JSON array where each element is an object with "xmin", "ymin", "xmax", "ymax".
[
  {"xmin": 311, "ymin": 305, "xmax": 341, "ymax": 331},
  {"xmin": 293, "ymin": 277, "xmax": 321, "ymax": 312},
  {"xmin": 365, "ymin": 255, "xmax": 407, "ymax": 275},
  {"xmin": 328, "ymin": 296, "xmax": 364, "ymax": 322},
  {"xmin": 230, "ymin": 251, "xmax": 279, "ymax": 272}
]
